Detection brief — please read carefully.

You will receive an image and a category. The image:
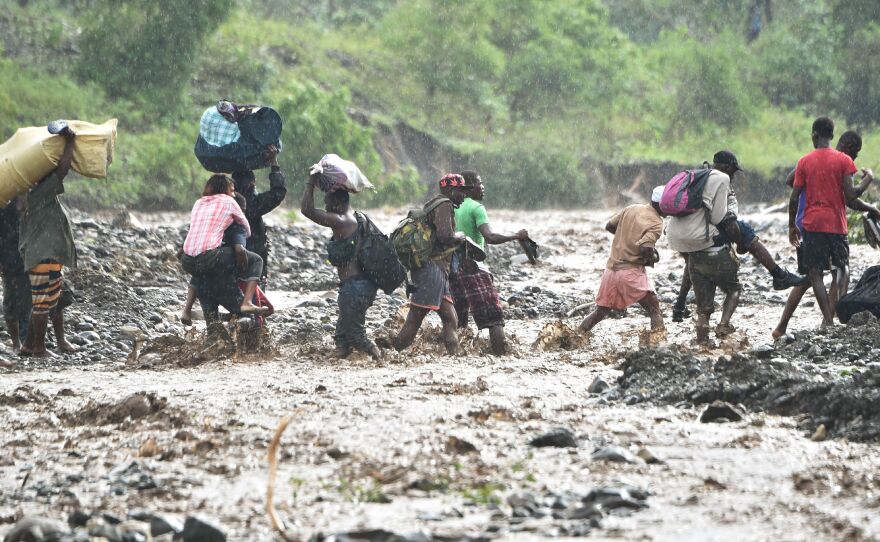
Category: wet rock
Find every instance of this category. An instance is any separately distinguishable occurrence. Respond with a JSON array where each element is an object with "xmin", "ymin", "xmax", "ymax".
[
  {"xmin": 181, "ymin": 516, "xmax": 226, "ymax": 542},
  {"xmin": 68, "ymin": 510, "xmax": 91, "ymax": 527},
  {"xmin": 810, "ymin": 424, "xmax": 827, "ymax": 442},
  {"xmin": 445, "ymin": 436, "xmax": 479, "ymax": 455},
  {"xmin": 529, "ymin": 428, "xmax": 577, "ymax": 448},
  {"xmin": 587, "ymin": 376, "xmax": 610, "ymax": 394},
  {"xmin": 77, "ymin": 331, "xmax": 101, "ymax": 343},
  {"xmin": 112, "ymin": 211, "xmax": 145, "ymax": 231},
  {"xmin": 752, "ymin": 344, "xmax": 774, "ymax": 359},
  {"xmin": 4, "ymin": 516, "xmax": 70, "ymax": 542},
  {"xmin": 700, "ymin": 400, "xmax": 744, "ymax": 423},
  {"xmin": 583, "ymin": 486, "xmax": 649, "ymax": 511},
  {"xmin": 636, "ymin": 447, "xmax": 663, "ymax": 464},
  {"xmin": 590, "ymin": 446, "xmax": 638, "ymax": 464}
]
